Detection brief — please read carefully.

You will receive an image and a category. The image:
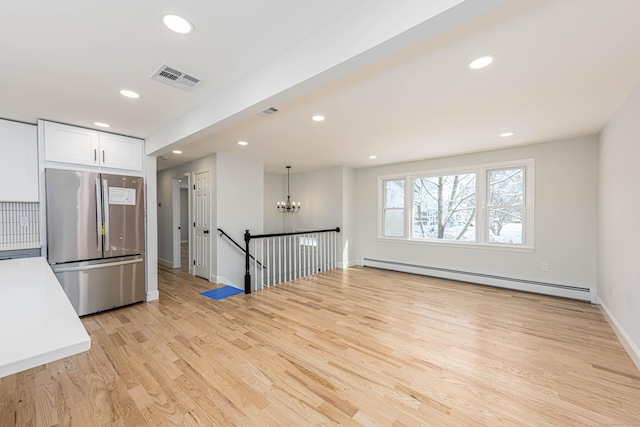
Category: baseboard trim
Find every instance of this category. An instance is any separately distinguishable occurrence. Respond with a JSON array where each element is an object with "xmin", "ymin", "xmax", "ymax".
[
  {"xmin": 158, "ymin": 258, "xmax": 172, "ymax": 268},
  {"xmin": 215, "ymin": 275, "xmax": 241, "ymax": 290},
  {"xmin": 597, "ymin": 297, "xmax": 640, "ymax": 372},
  {"xmin": 146, "ymin": 290, "xmax": 159, "ymax": 301},
  {"xmin": 363, "ymin": 258, "xmax": 592, "ymax": 302},
  {"xmin": 337, "ymin": 260, "xmax": 360, "ymax": 269}
]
